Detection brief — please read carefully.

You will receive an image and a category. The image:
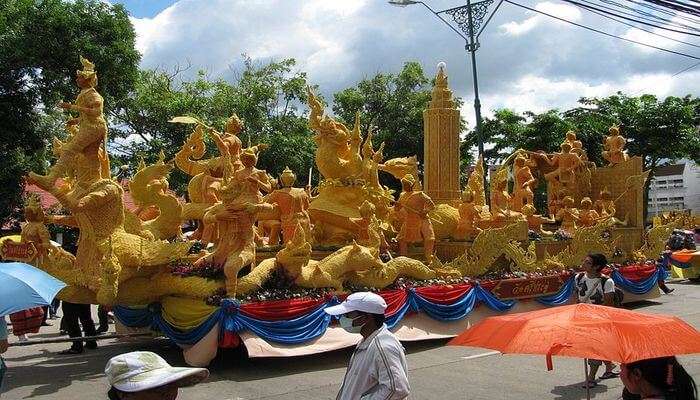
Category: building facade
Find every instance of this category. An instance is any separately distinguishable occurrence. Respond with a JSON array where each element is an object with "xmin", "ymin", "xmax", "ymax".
[{"xmin": 647, "ymin": 160, "xmax": 700, "ymax": 218}]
